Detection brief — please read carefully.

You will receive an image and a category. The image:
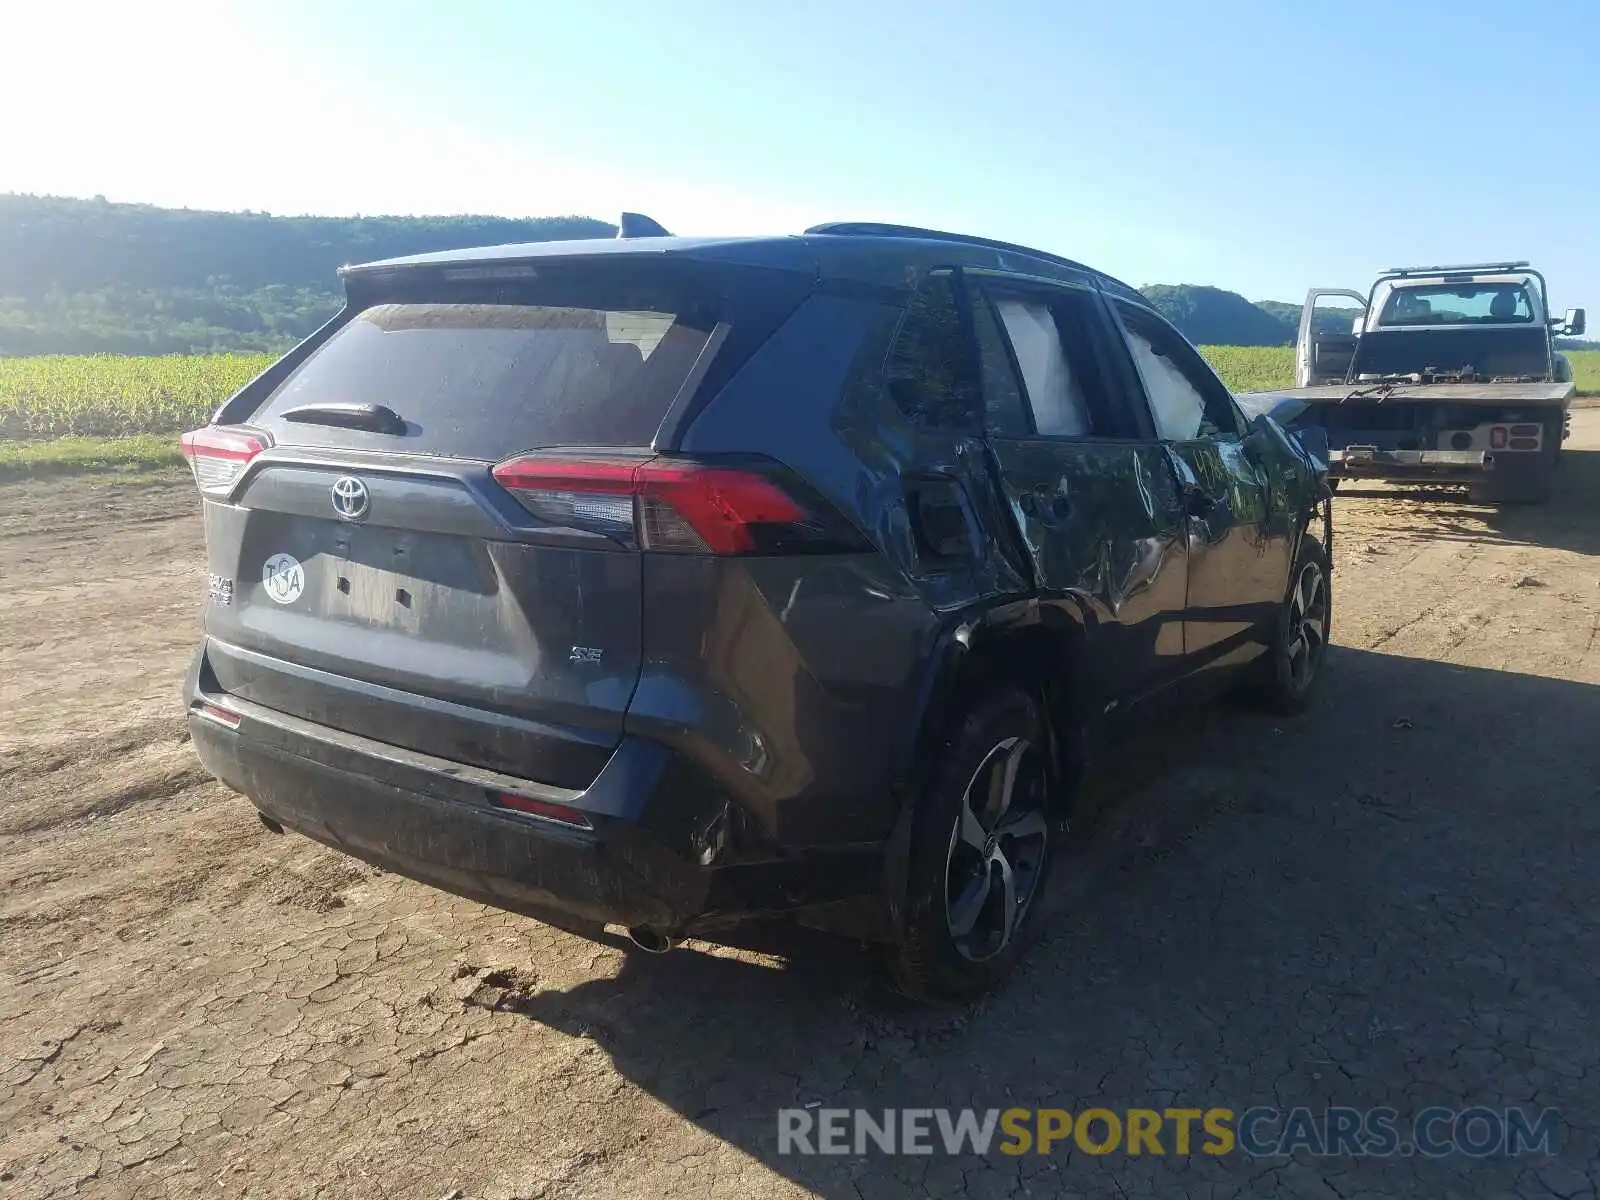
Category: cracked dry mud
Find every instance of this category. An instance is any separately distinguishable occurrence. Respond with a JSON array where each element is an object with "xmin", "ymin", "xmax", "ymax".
[{"xmin": 3, "ymin": 414, "xmax": 1600, "ymax": 1199}]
